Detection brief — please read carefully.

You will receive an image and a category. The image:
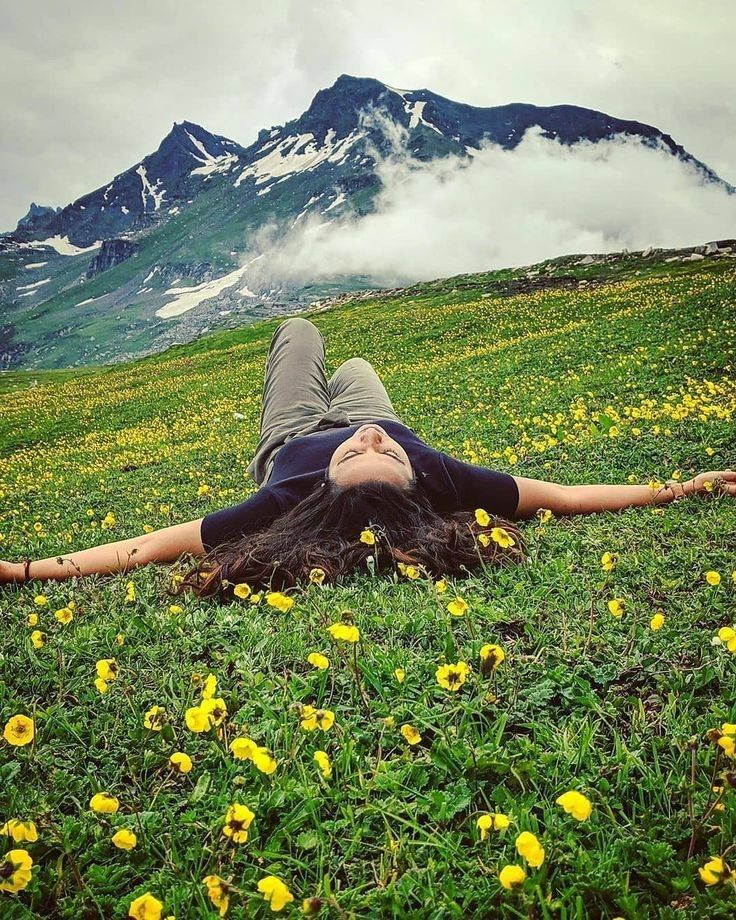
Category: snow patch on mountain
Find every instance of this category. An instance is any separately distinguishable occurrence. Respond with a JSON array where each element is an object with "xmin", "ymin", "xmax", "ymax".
[
  {"xmin": 384, "ymin": 85, "xmax": 443, "ymax": 135},
  {"xmin": 156, "ymin": 264, "xmax": 250, "ymax": 318},
  {"xmin": 16, "ymin": 277, "xmax": 51, "ymax": 292},
  {"xmin": 24, "ymin": 235, "xmax": 102, "ymax": 255},
  {"xmin": 186, "ymin": 129, "xmax": 239, "ymax": 177},
  {"xmin": 234, "ymin": 129, "xmax": 363, "ymax": 188},
  {"xmin": 136, "ymin": 165, "xmax": 166, "ymax": 211}
]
